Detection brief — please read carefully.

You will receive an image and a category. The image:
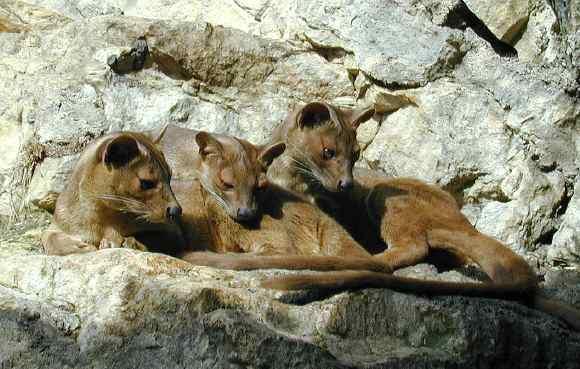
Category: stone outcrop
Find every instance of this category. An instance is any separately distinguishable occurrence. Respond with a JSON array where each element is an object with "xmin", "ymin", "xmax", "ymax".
[{"xmin": 1, "ymin": 244, "xmax": 580, "ymax": 369}]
